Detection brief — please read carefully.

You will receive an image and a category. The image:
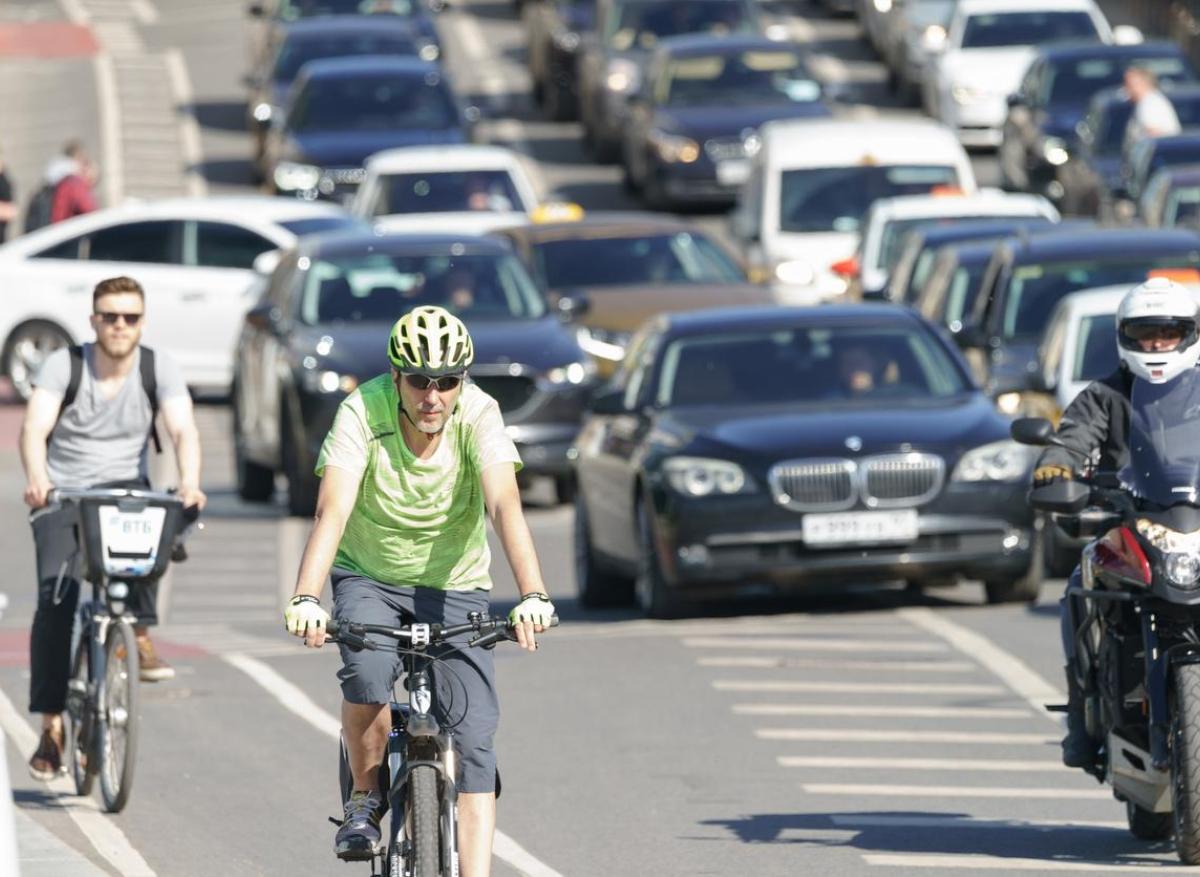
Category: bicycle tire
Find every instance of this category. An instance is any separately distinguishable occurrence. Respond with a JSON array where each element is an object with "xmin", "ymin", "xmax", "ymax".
[
  {"xmin": 65, "ymin": 636, "xmax": 96, "ymax": 796},
  {"xmin": 98, "ymin": 620, "xmax": 140, "ymax": 813},
  {"xmin": 409, "ymin": 764, "xmax": 441, "ymax": 877}
]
